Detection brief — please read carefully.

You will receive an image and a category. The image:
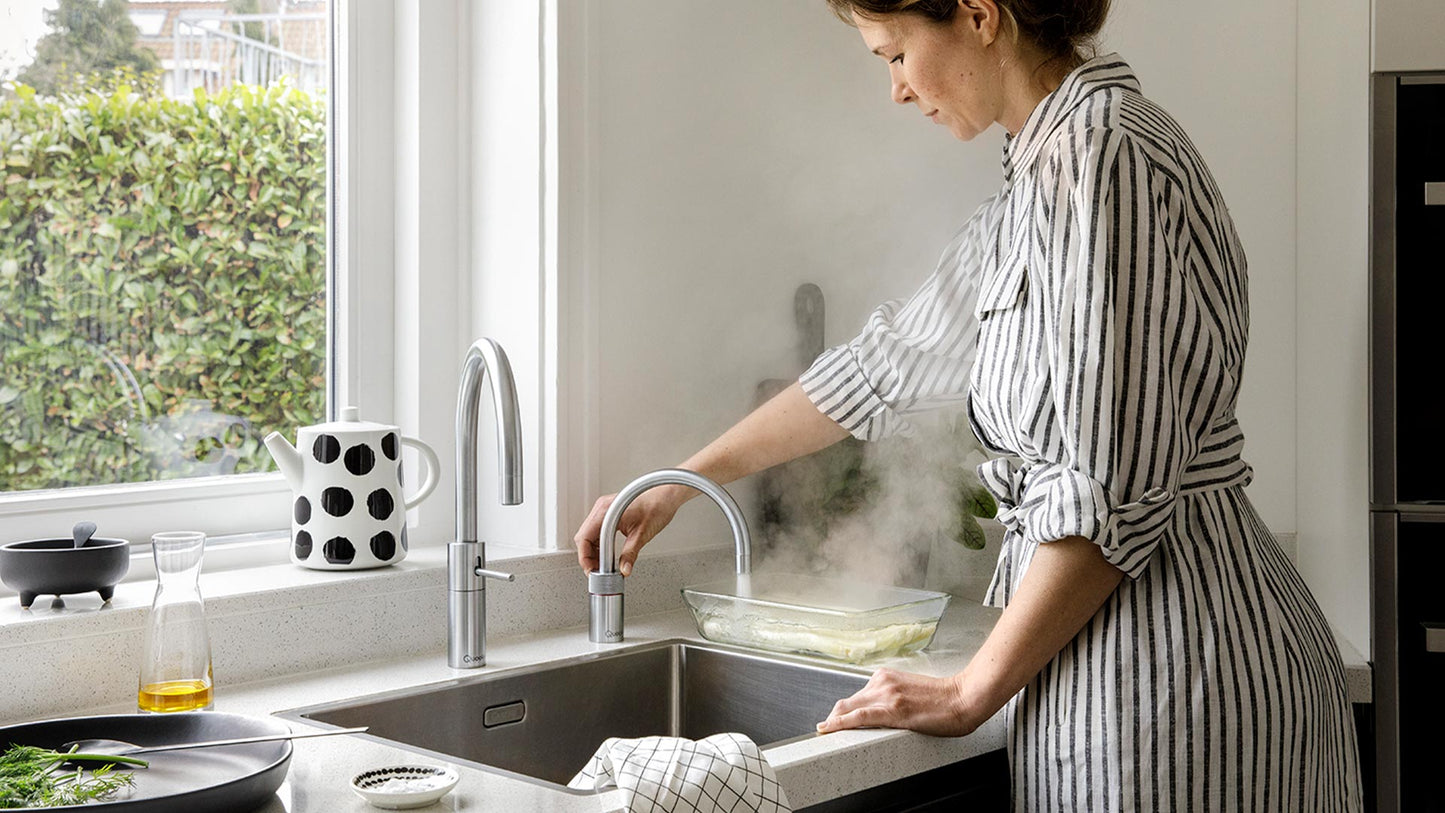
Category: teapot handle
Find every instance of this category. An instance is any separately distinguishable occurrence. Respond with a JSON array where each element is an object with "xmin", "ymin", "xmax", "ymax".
[{"xmin": 400, "ymin": 436, "xmax": 441, "ymax": 509}]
